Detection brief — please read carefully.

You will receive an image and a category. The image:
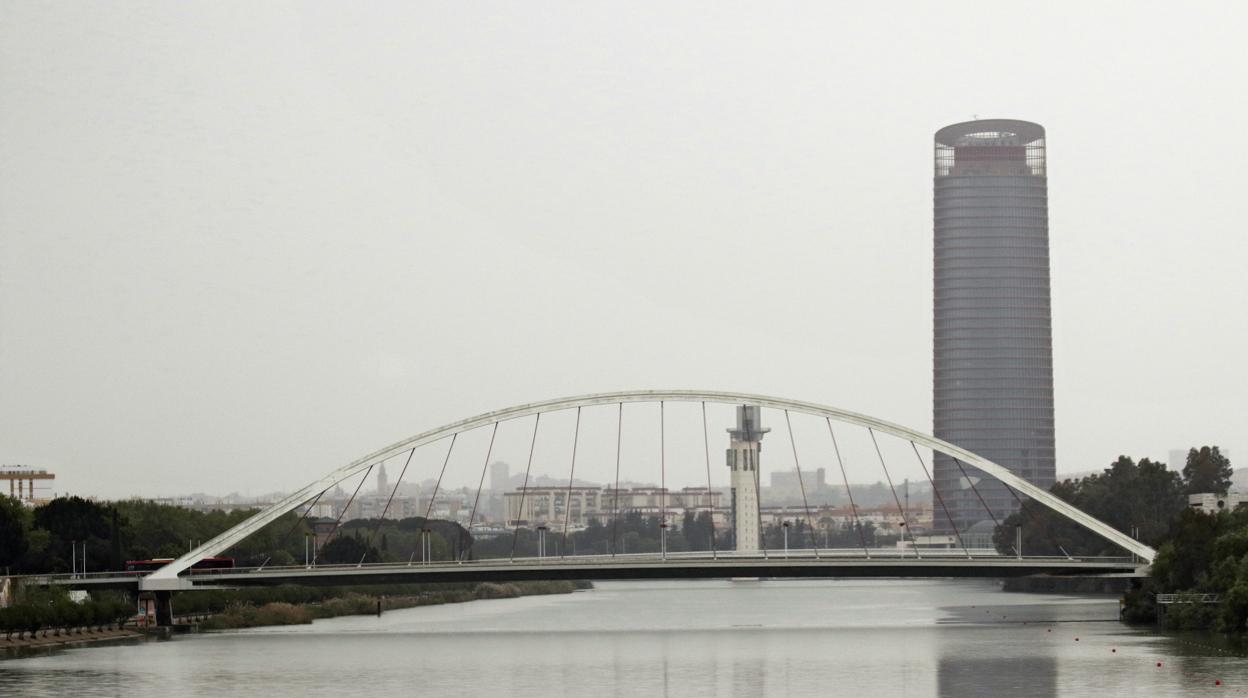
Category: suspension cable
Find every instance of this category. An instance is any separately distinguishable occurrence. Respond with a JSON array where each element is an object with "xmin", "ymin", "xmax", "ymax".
[
  {"xmin": 258, "ymin": 487, "xmax": 330, "ymax": 569},
  {"xmin": 510, "ymin": 413, "xmax": 541, "ymax": 561},
  {"xmin": 560, "ymin": 407, "xmax": 582, "ymax": 558},
  {"xmin": 827, "ymin": 418, "xmax": 870, "ymax": 557},
  {"xmin": 464, "ymin": 422, "xmax": 499, "ymax": 559},
  {"xmin": 953, "ymin": 457, "xmax": 1015, "ymax": 555},
  {"xmin": 422, "ymin": 433, "xmax": 458, "ymax": 522},
  {"xmin": 701, "ymin": 402, "xmax": 716, "ymax": 558},
  {"xmin": 377, "ymin": 448, "xmax": 416, "ymax": 525},
  {"xmin": 611, "ymin": 403, "xmax": 622, "ymax": 557},
  {"xmin": 911, "ymin": 442, "xmax": 970, "ymax": 558},
  {"xmin": 659, "ymin": 401, "xmax": 666, "ymax": 533},
  {"xmin": 868, "ymin": 428, "xmax": 920, "ymax": 558},
  {"xmin": 754, "ymin": 411, "xmax": 766, "ymax": 558},
  {"xmin": 783, "ymin": 410, "xmax": 820, "ymax": 558},
  {"xmin": 407, "ymin": 435, "xmax": 456, "ymax": 563},
  {"xmin": 361, "ymin": 447, "xmax": 417, "ymax": 563},
  {"xmin": 317, "ymin": 463, "xmax": 375, "ymax": 560},
  {"xmin": 280, "ymin": 488, "xmax": 328, "ymax": 547},
  {"xmin": 1002, "ymin": 482, "xmax": 1024, "ymax": 504}
]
